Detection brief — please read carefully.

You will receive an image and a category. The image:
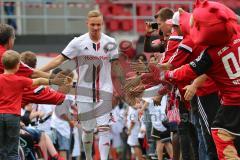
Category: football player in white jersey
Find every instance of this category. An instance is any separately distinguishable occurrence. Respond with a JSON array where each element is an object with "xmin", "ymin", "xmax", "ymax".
[{"xmin": 40, "ymin": 10, "xmax": 123, "ymax": 160}]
